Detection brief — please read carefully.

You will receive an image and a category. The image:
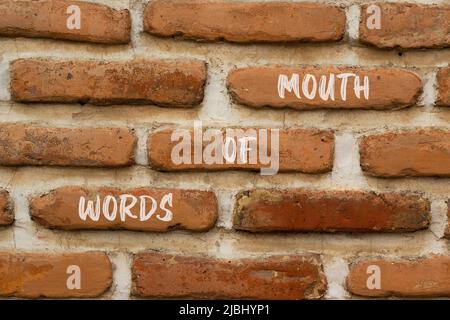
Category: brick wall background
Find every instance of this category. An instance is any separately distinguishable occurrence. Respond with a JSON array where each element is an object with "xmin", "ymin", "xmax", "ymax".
[{"xmin": 0, "ymin": 0, "xmax": 449, "ymax": 299}]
